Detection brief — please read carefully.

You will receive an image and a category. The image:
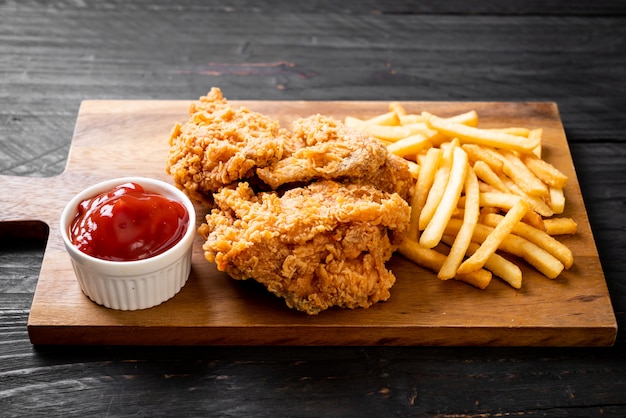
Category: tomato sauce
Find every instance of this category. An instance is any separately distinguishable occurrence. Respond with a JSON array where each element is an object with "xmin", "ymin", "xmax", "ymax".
[{"xmin": 70, "ymin": 182, "xmax": 189, "ymax": 261}]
